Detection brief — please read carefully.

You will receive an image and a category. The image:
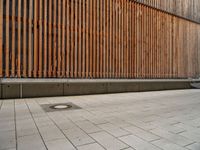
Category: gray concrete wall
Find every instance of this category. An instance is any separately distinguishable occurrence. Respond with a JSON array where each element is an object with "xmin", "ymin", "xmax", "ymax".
[{"xmin": 0, "ymin": 79, "xmax": 199, "ymax": 99}]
